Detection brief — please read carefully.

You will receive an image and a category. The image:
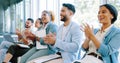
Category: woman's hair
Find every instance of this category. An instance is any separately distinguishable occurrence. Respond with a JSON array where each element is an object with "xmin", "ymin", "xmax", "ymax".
[
  {"xmin": 42, "ymin": 10, "xmax": 55, "ymax": 22},
  {"xmin": 49, "ymin": 11, "xmax": 55, "ymax": 22},
  {"xmin": 100, "ymin": 4, "xmax": 118, "ymax": 24},
  {"xmin": 37, "ymin": 18, "xmax": 43, "ymax": 25}
]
